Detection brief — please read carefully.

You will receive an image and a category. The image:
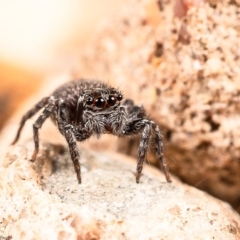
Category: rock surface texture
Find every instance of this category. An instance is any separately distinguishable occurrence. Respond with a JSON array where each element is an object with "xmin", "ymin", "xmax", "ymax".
[
  {"xmin": 1, "ymin": 0, "xmax": 240, "ymax": 238},
  {"xmin": 74, "ymin": 0, "xmax": 240, "ymax": 210},
  {"xmin": 0, "ymin": 140, "xmax": 240, "ymax": 240}
]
